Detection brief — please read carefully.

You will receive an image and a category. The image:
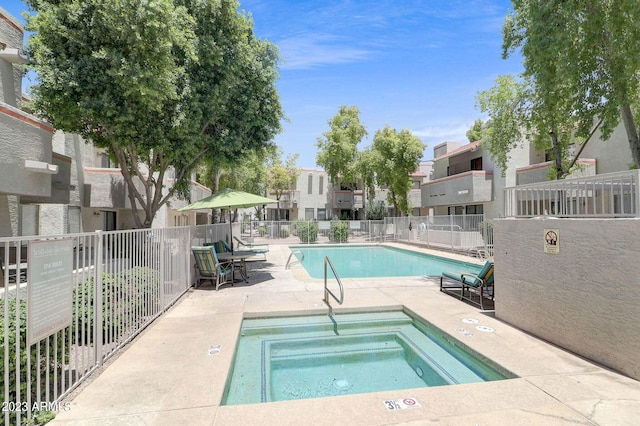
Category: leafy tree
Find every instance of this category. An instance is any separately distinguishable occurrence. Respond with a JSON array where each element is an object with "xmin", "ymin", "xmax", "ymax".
[
  {"xmin": 266, "ymin": 149, "xmax": 299, "ymax": 220},
  {"xmin": 25, "ymin": 0, "xmax": 282, "ymax": 228},
  {"xmin": 316, "ymin": 105, "xmax": 368, "ymax": 187},
  {"xmin": 355, "ymin": 148, "xmax": 378, "ymax": 210},
  {"xmin": 475, "ymin": 75, "xmax": 529, "ymax": 174},
  {"xmin": 372, "ymin": 126, "xmax": 424, "ymax": 216},
  {"xmin": 466, "ymin": 119, "xmax": 487, "ymax": 142},
  {"xmin": 503, "ymin": 0, "xmax": 640, "ymax": 168}
]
